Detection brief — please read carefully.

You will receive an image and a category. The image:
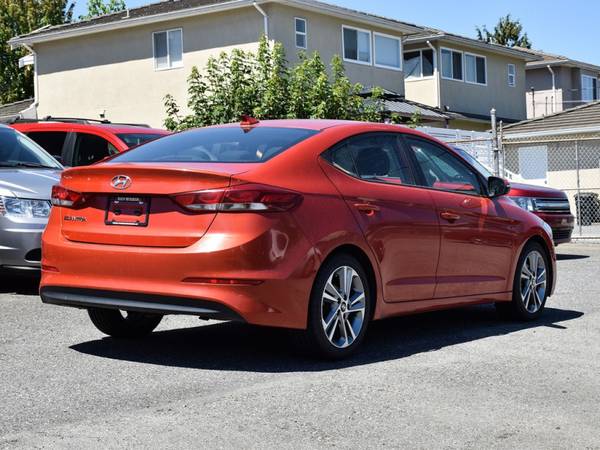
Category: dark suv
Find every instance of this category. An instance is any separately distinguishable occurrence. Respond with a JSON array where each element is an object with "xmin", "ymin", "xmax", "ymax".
[
  {"xmin": 454, "ymin": 147, "xmax": 574, "ymax": 245},
  {"xmin": 10, "ymin": 118, "xmax": 170, "ymax": 167}
]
